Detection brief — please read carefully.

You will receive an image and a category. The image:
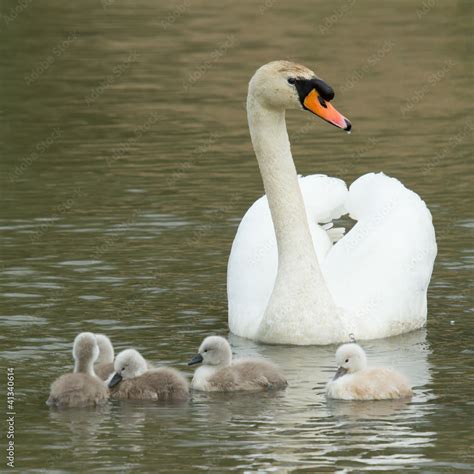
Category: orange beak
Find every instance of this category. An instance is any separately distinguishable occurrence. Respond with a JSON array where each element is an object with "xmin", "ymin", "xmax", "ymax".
[{"xmin": 303, "ymin": 89, "xmax": 351, "ymax": 131}]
